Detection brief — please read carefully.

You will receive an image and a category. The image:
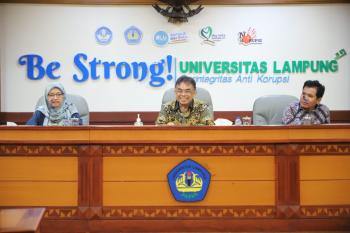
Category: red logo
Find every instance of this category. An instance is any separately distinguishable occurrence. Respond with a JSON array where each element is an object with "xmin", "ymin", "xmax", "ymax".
[{"xmin": 238, "ymin": 27, "xmax": 262, "ymax": 46}]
